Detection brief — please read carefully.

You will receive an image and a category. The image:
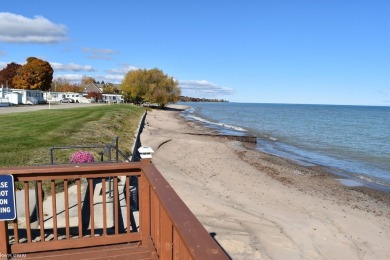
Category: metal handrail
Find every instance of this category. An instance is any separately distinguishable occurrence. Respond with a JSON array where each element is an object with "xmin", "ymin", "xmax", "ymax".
[{"xmin": 49, "ymin": 137, "xmax": 131, "ymax": 165}]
